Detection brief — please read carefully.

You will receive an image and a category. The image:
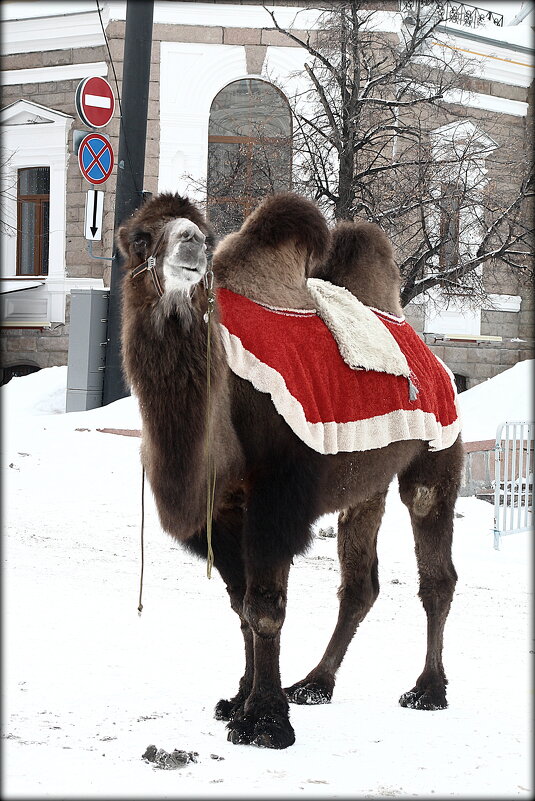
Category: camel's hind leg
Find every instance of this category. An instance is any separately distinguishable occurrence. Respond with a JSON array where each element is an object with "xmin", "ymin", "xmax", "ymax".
[
  {"xmin": 285, "ymin": 493, "xmax": 386, "ymax": 705},
  {"xmin": 397, "ymin": 437, "xmax": 463, "ymax": 710}
]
